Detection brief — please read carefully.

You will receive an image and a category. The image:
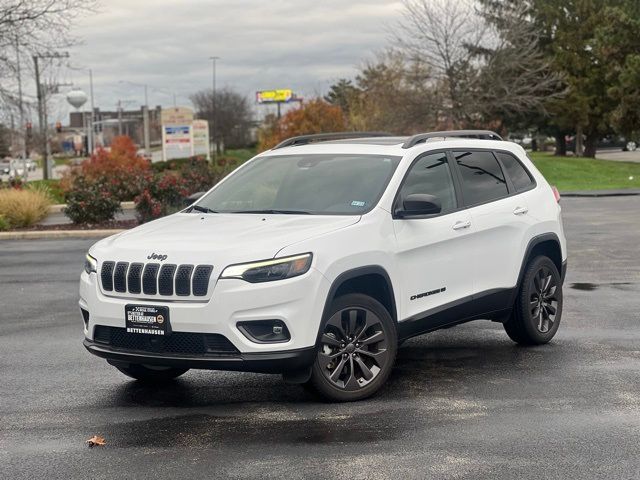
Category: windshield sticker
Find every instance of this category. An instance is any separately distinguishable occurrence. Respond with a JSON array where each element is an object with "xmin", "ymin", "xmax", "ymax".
[{"xmin": 351, "ymin": 201, "xmax": 366, "ymax": 207}]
